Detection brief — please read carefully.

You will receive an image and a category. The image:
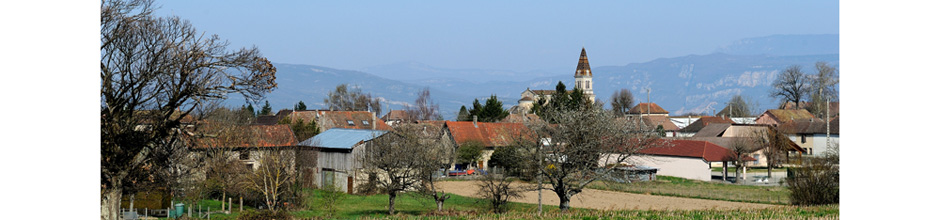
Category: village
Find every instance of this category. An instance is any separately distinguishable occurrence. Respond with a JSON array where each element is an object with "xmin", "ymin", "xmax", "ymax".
[
  {"xmin": 108, "ymin": 48, "xmax": 839, "ymax": 219},
  {"xmin": 92, "ymin": 1, "xmax": 846, "ymax": 219}
]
